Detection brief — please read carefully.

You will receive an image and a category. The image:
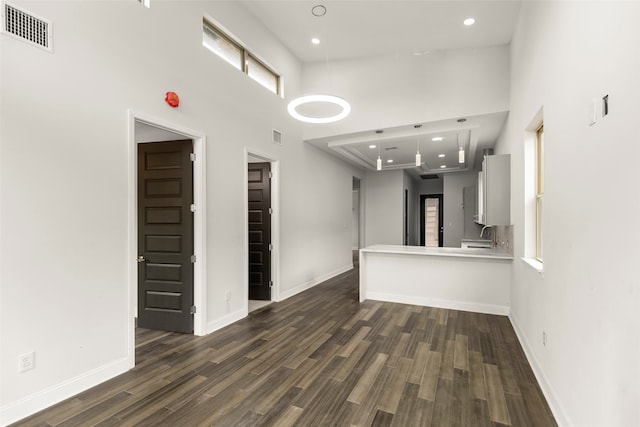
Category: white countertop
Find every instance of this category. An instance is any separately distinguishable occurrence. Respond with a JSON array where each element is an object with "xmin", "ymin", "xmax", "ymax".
[{"xmin": 360, "ymin": 244, "xmax": 513, "ymax": 260}]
